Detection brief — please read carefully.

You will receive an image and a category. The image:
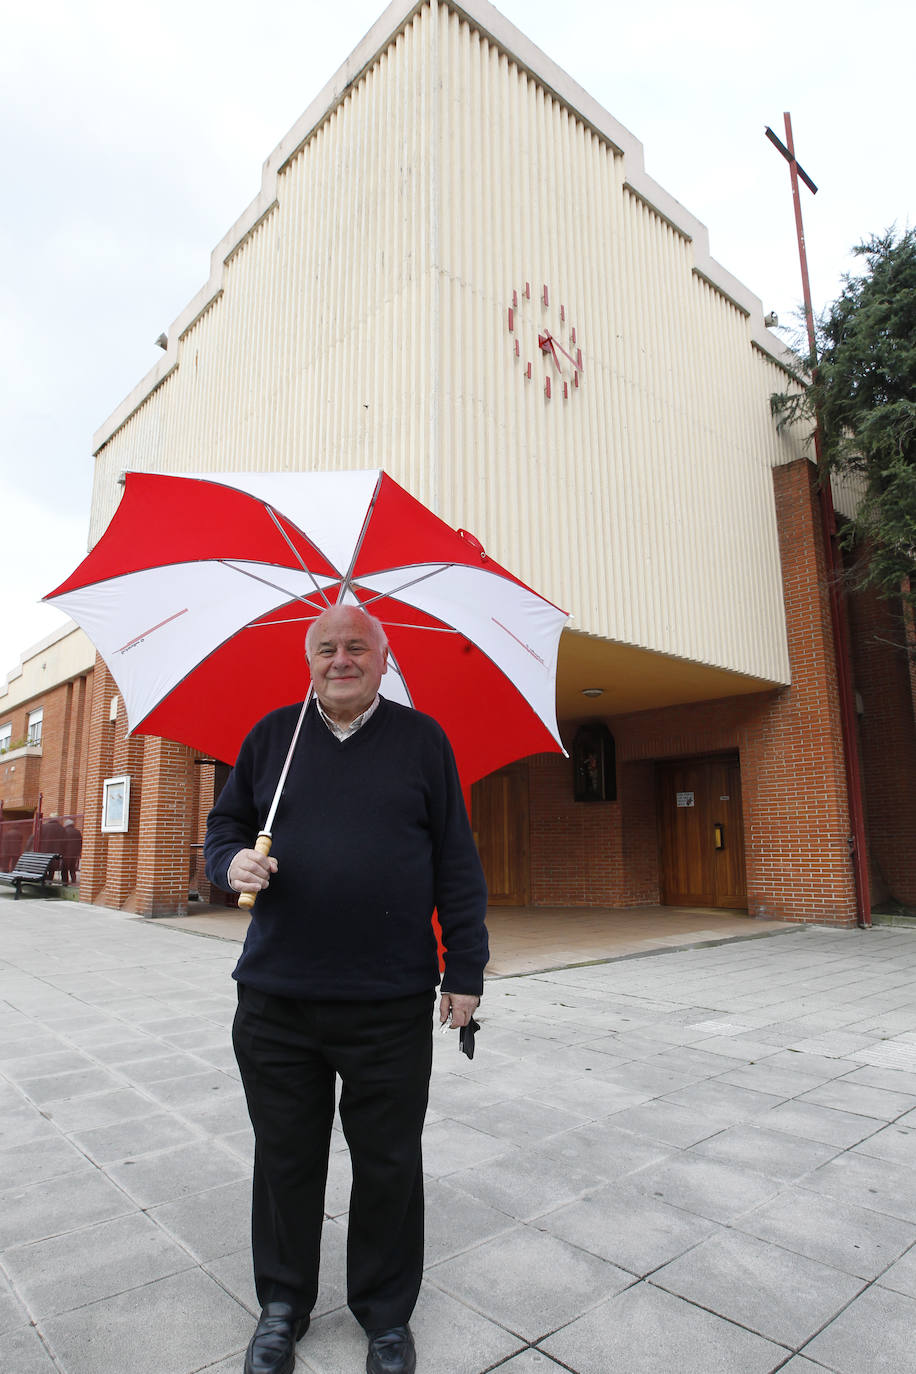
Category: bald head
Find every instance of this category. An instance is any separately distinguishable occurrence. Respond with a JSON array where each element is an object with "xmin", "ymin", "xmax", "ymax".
[
  {"xmin": 305, "ymin": 605, "xmax": 389, "ymax": 724},
  {"xmin": 305, "ymin": 605, "xmax": 387, "ymax": 660}
]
